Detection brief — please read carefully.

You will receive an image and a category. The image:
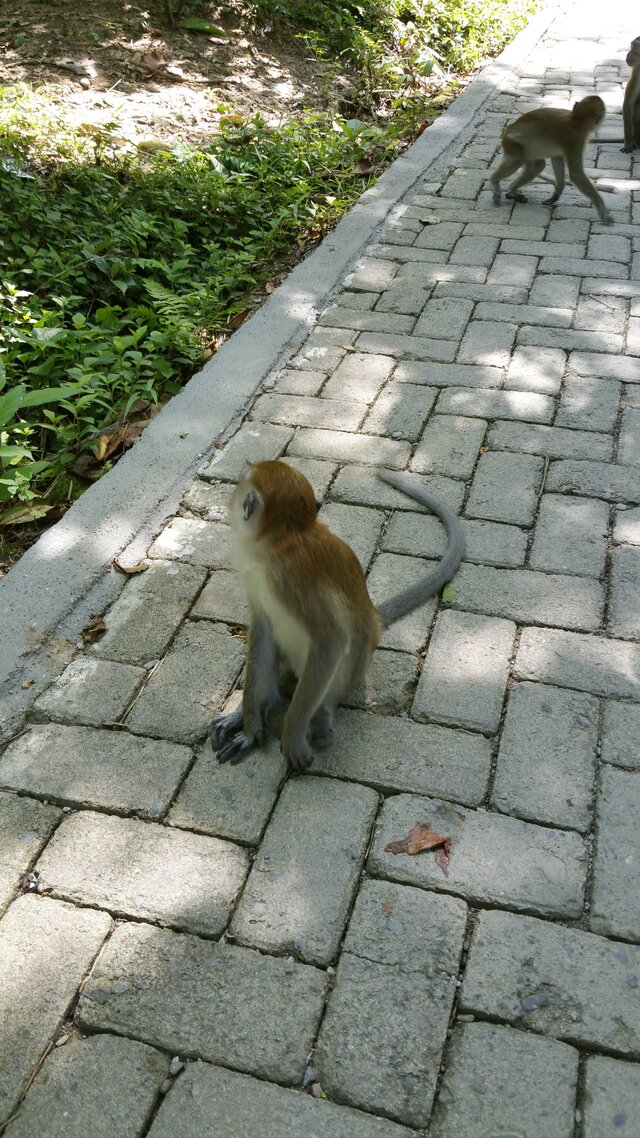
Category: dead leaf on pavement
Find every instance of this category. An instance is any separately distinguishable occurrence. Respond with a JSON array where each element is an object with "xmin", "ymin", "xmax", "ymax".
[
  {"xmin": 81, "ymin": 616, "xmax": 107, "ymax": 643},
  {"xmin": 113, "ymin": 558, "xmax": 149, "ymax": 575},
  {"xmin": 383, "ymin": 899, "xmax": 394, "ymax": 917},
  {"xmin": 434, "ymin": 841, "xmax": 451, "ymax": 875},
  {"xmin": 385, "ymin": 821, "xmax": 450, "ymax": 857},
  {"xmin": 21, "ymin": 679, "xmax": 36, "ymax": 689}
]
